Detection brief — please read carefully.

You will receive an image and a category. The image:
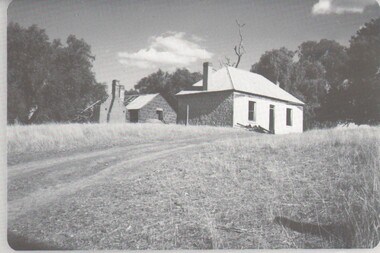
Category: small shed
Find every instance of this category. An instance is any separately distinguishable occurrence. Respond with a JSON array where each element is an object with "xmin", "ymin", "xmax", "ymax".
[
  {"xmin": 98, "ymin": 80, "xmax": 176, "ymax": 124},
  {"xmin": 125, "ymin": 94, "xmax": 176, "ymax": 123}
]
